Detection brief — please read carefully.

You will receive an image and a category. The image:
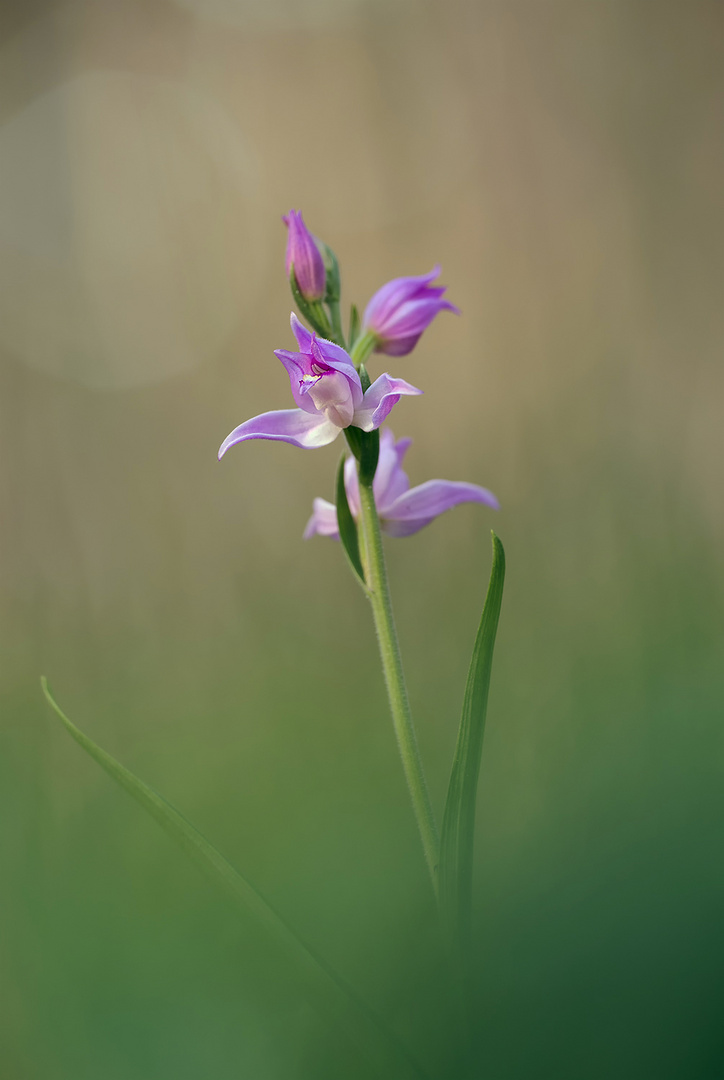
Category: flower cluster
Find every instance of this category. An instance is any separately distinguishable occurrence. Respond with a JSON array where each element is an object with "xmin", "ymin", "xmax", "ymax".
[{"xmin": 219, "ymin": 209, "xmax": 497, "ymax": 537}]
